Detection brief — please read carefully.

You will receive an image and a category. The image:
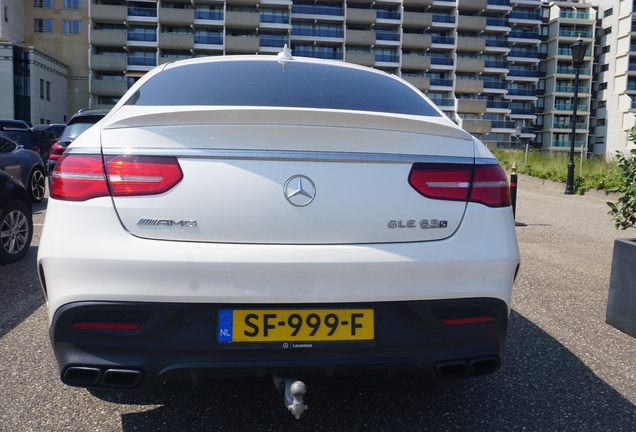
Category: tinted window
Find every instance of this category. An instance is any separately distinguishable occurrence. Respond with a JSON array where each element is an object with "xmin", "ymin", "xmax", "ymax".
[
  {"xmin": 0, "ymin": 136, "xmax": 17, "ymax": 154},
  {"xmin": 60, "ymin": 115, "xmax": 105, "ymax": 142},
  {"xmin": 126, "ymin": 60, "xmax": 441, "ymax": 117}
]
